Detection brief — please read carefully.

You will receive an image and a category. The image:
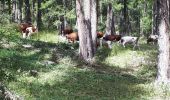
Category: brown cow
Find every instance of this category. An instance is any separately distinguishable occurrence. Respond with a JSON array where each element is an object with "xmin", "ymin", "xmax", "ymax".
[
  {"xmin": 65, "ymin": 32, "xmax": 79, "ymax": 43},
  {"xmin": 62, "ymin": 26, "xmax": 73, "ymax": 36},
  {"xmin": 103, "ymin": 34, "xmax": 121, "ymax": 42},
  {"xmin": 97, "ymin": 32, "xmax": 104, "ymax": 38},
  {"xmin": 65, "ymin": 32, "xmax": 104, "ymax": 43},
  {"xmin": 147, "ymin": 34, "xmax": 158, "ymax": 44}
]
